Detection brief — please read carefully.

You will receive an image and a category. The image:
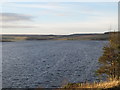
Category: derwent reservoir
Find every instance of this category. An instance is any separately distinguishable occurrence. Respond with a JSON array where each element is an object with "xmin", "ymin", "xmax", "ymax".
[{"xmin": 2, "ymin": 40, "xmax": 108, "ymax": 88}]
